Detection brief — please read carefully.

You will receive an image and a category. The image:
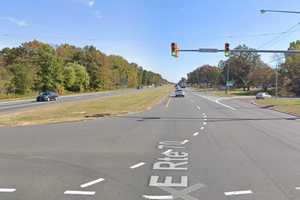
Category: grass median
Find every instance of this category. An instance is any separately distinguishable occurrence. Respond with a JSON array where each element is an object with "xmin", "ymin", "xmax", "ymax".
[
  {"xmin": 256, "ymin": 98, "xmax": 300, "ymax": 116},
  {"xmin": 0, "ymin": 86, "xmax": 172, "ymax": 127}
]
